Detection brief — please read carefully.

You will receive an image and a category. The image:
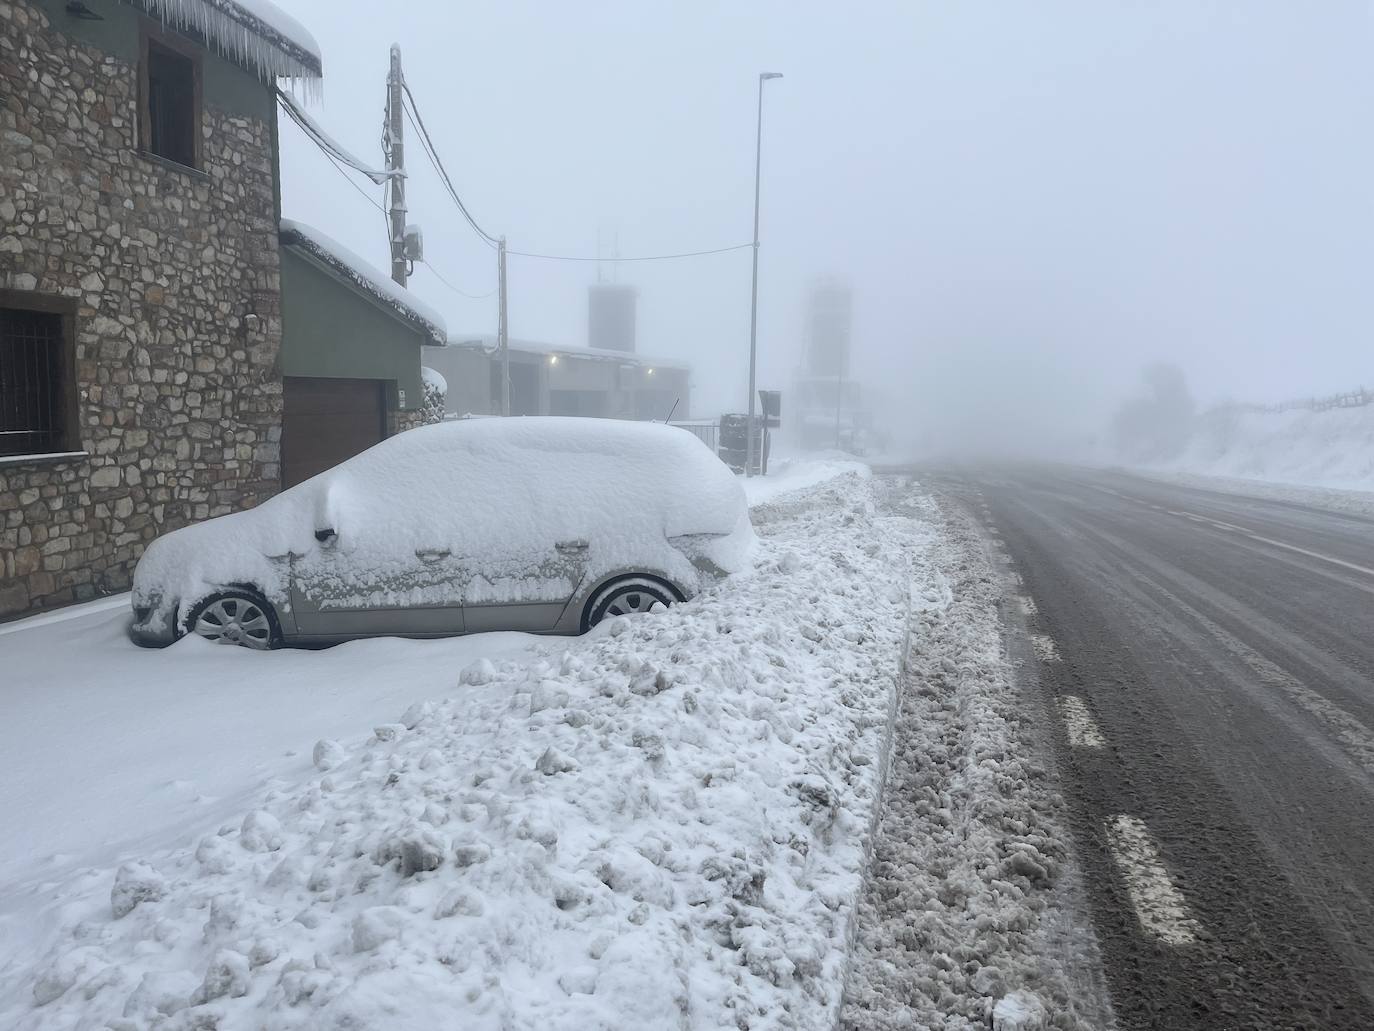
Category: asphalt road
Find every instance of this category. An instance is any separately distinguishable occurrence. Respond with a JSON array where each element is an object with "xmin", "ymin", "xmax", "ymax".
[{"xmin": 939, "ymin": 466, "xmax": 1374, "ymax": 1030}]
